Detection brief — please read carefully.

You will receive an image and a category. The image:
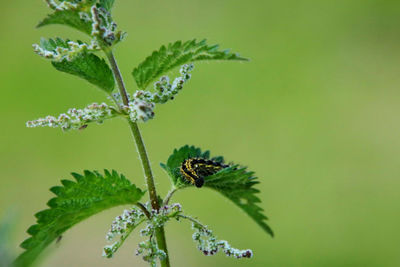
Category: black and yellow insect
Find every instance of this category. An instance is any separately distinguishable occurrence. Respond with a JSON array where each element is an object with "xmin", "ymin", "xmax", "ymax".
[{"xmin": 180, "ymin": 158, "xmax": 229, "ymax": 188}]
